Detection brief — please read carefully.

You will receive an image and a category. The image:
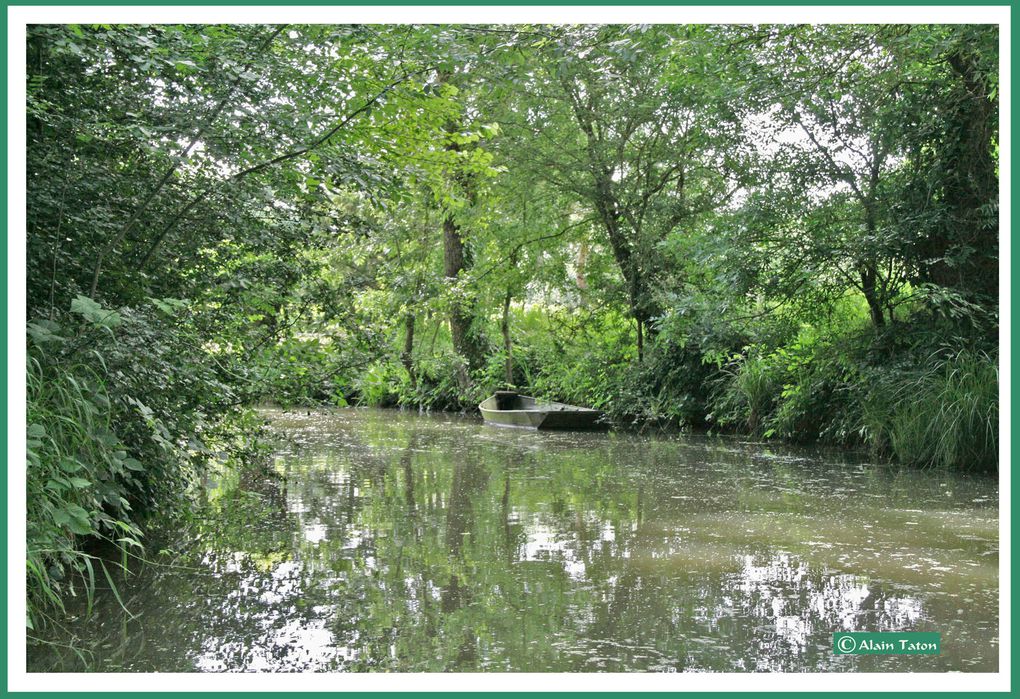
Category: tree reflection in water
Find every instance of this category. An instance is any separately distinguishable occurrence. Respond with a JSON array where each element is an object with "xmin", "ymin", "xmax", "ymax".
[{"xmin": 28, "ymin": 409, "xmax": 998, "ymax": 673}]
